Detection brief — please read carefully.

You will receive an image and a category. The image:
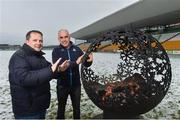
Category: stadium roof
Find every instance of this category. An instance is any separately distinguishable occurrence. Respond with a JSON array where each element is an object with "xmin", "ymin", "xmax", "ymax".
[{"xmin": 71, "ymin": 0, "xmax": 180, "ymax": 40}]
